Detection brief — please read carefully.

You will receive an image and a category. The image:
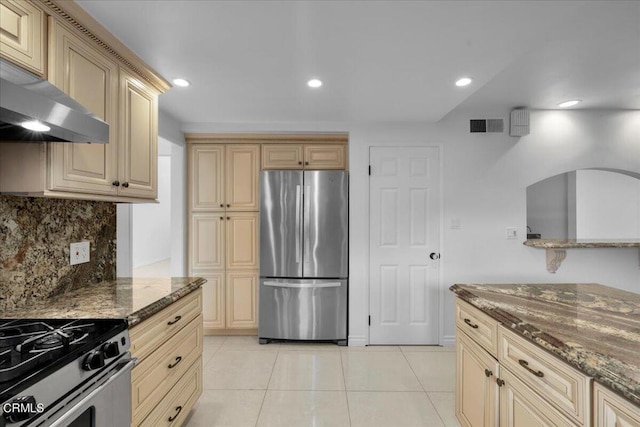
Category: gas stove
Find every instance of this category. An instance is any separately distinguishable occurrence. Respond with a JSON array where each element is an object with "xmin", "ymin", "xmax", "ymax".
[{"xmin": 0, "ymin": 319, "xmax": 132, "ymax": 427}]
